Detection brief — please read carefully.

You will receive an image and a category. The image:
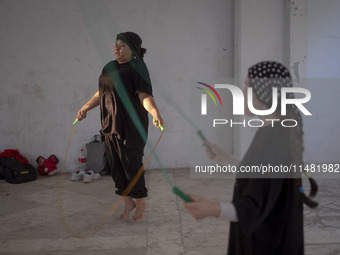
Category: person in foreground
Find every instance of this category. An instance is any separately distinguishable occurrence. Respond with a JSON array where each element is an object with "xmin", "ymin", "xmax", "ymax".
[
  {"xmin": 184, "ymin": 61, "xmax": 318, "ymax": 254},
  {"xmin": 76, "ymin": 32, "xmax": 163, "ymax": 222}
]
